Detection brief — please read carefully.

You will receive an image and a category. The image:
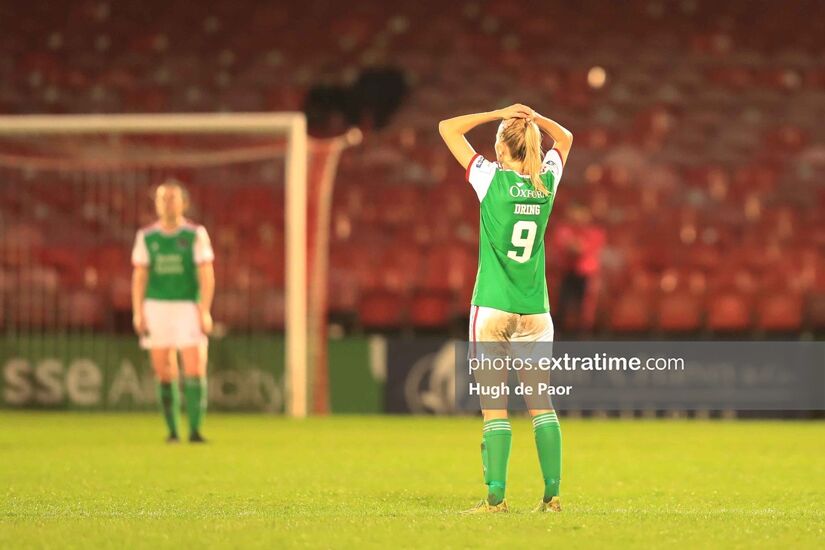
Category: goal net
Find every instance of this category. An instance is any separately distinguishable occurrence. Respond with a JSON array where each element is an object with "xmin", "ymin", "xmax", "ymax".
[{"xmin": 0, "ymin": 113, "xmax": 352, "ymax": 417}]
